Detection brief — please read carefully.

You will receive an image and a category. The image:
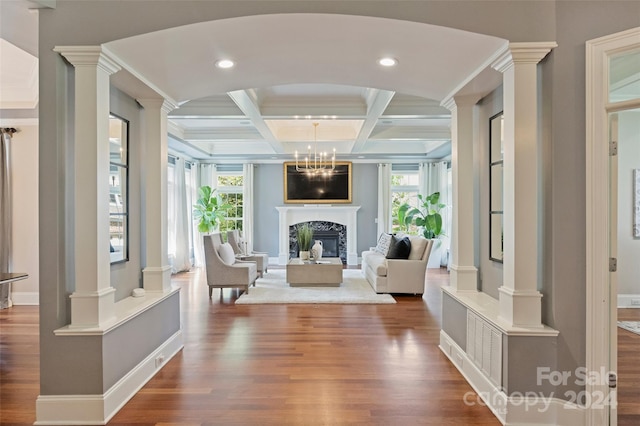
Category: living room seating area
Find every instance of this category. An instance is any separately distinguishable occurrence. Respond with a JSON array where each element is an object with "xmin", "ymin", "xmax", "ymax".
[
  {"xmin": 203, "ymin": 233, "xmax": 258, "ymax": 297},
  {"xmin": 226, "ymin": 230, "xmax": 269, "ymax": 277},
  {"xmin": 361, "ymin": 233, "xmax": 434, "ymax": 295}
]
